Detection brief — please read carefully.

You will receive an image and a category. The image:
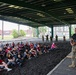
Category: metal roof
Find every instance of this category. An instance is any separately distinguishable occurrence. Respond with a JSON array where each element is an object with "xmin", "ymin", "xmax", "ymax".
[{"xmin": 0, "ymin": 0, "xmax": 76, "ymax": 27}]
